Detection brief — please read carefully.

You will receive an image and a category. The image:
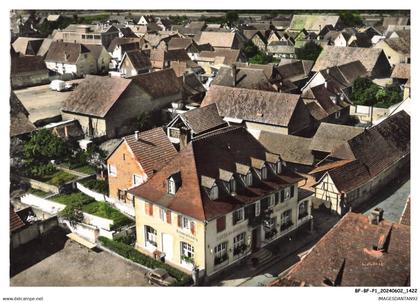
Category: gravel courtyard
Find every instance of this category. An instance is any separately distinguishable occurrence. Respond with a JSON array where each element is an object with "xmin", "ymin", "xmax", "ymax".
[{"xmin": 10, "ymin": 228, "xmax": 150, "ymax": 286}]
